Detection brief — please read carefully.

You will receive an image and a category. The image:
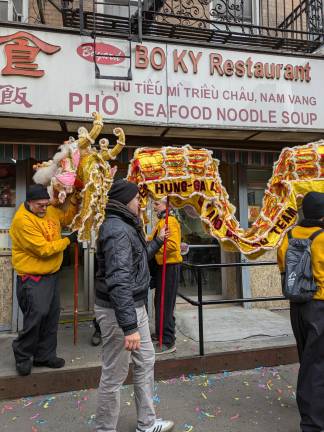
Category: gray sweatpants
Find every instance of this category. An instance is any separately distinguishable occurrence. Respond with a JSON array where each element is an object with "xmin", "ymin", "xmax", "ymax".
[{"xmin": 94, "ymin": 305, "xmax": 156, "ymax": 432}]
